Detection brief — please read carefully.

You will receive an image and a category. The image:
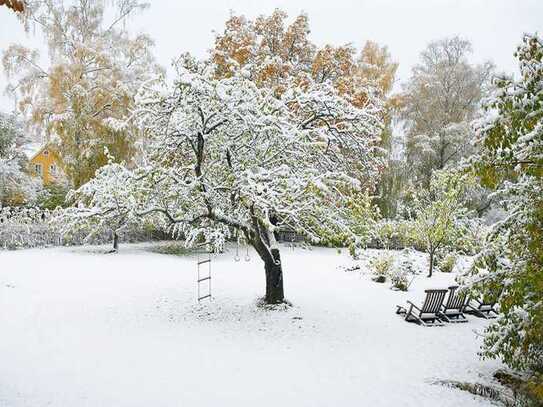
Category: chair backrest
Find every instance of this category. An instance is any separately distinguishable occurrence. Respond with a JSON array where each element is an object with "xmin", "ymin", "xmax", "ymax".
[
  {"xmin": 445, "ymin": 286, "xmax": 467, "ymax": 310},
  {"xmin": 421, "ymin": 289, "xmax": 448, "ymax": 314}
]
